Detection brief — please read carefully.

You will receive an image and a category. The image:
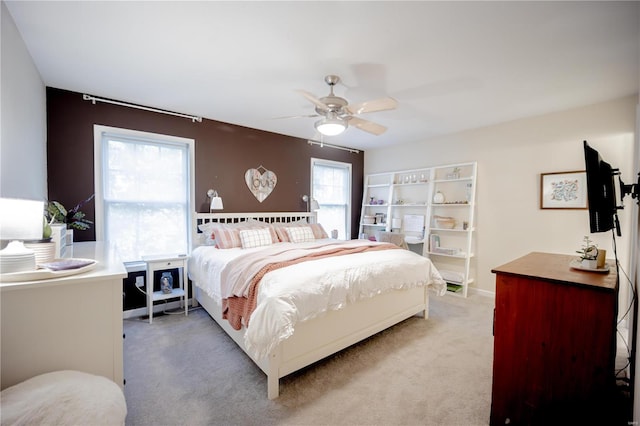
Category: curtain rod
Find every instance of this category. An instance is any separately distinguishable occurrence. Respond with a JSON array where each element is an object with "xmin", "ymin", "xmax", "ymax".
[
  {"xmin": 307, "ymin": 140, "xmax": 360, "ymax": 154},
  {"xmin": 83, "ymin": 94, "xmax": 202, "ymax": 123}
]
